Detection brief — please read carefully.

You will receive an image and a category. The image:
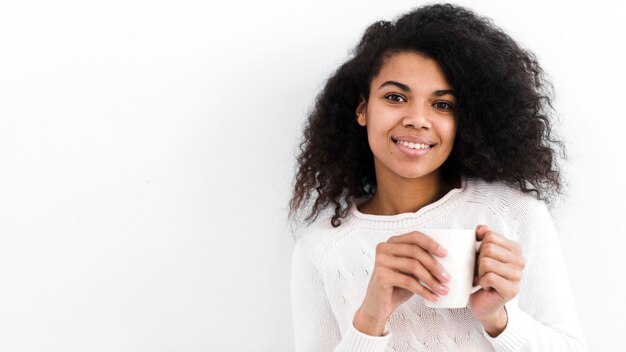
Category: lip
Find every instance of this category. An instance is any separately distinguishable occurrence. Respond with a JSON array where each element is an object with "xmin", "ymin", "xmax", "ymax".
[
  {"xmin": 392, "ymin": 136, "xmax": 436, "ymax": 157},
  {"xmin": 391, "ymin": 135, "xmax": 437, "ymax": 146}
]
